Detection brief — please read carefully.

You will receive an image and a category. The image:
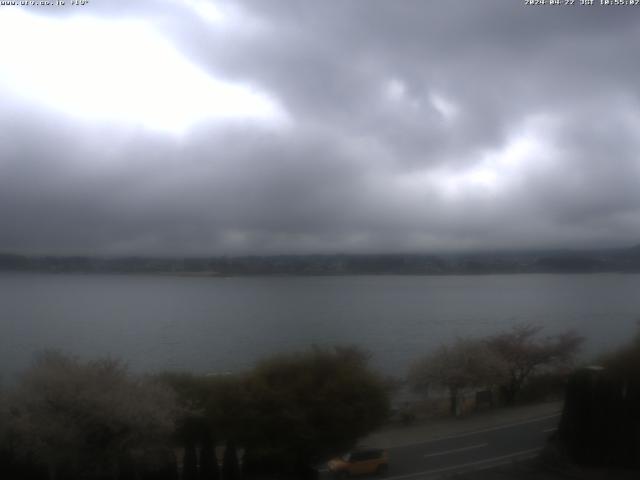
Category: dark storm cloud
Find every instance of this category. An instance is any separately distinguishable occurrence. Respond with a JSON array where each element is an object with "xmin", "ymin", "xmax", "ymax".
[{"xmin": 1, "ymin": 0, "xmax": 640, "ymax": 254}]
